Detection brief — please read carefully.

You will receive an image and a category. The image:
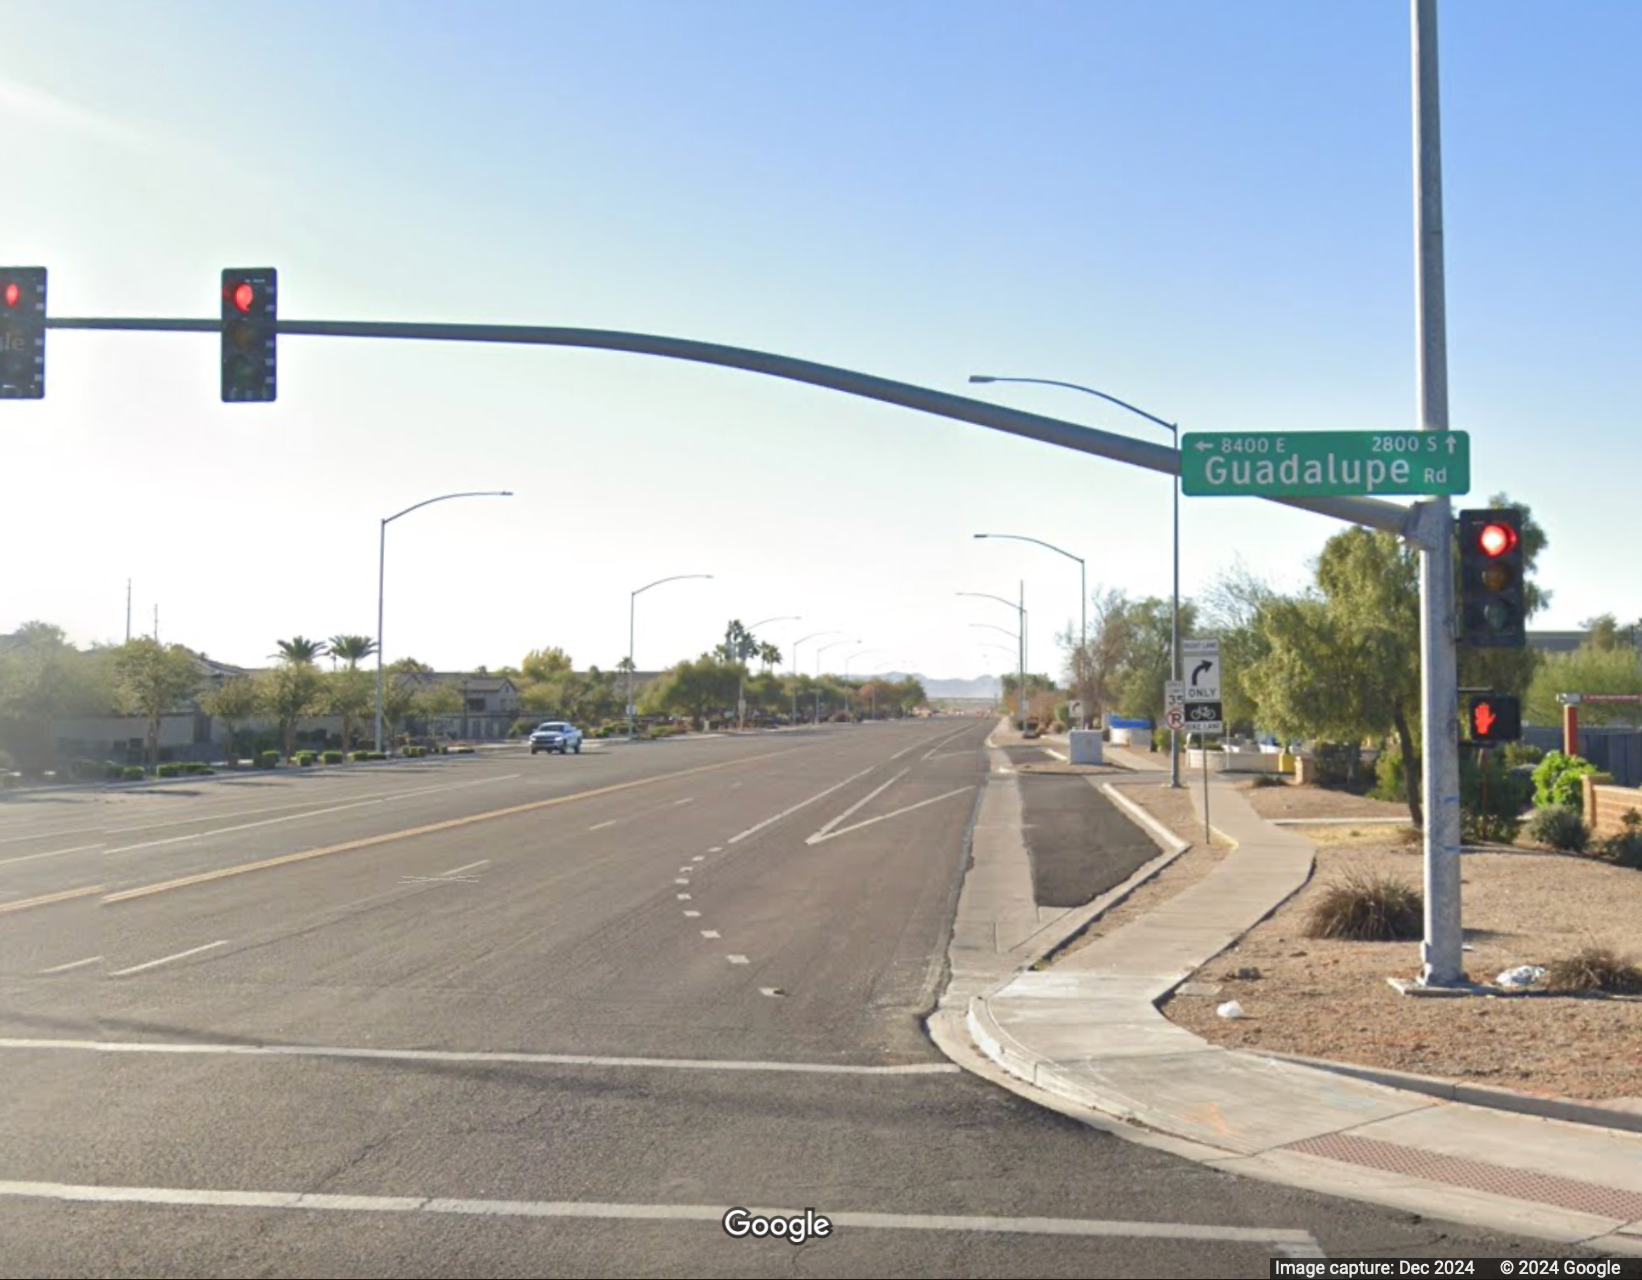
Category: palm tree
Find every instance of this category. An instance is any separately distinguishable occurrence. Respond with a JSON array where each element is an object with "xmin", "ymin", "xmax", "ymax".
[
  {"xmin": 327, "ymin": 634, "xmax": 378, "ymax": 669},
  {"xmin": 272, "ymin": 636, "xmax": 326, "ymax": 665},
  {"xmin": 757, "ymin": 641, "xmax": 782, "ymax": 671}
]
